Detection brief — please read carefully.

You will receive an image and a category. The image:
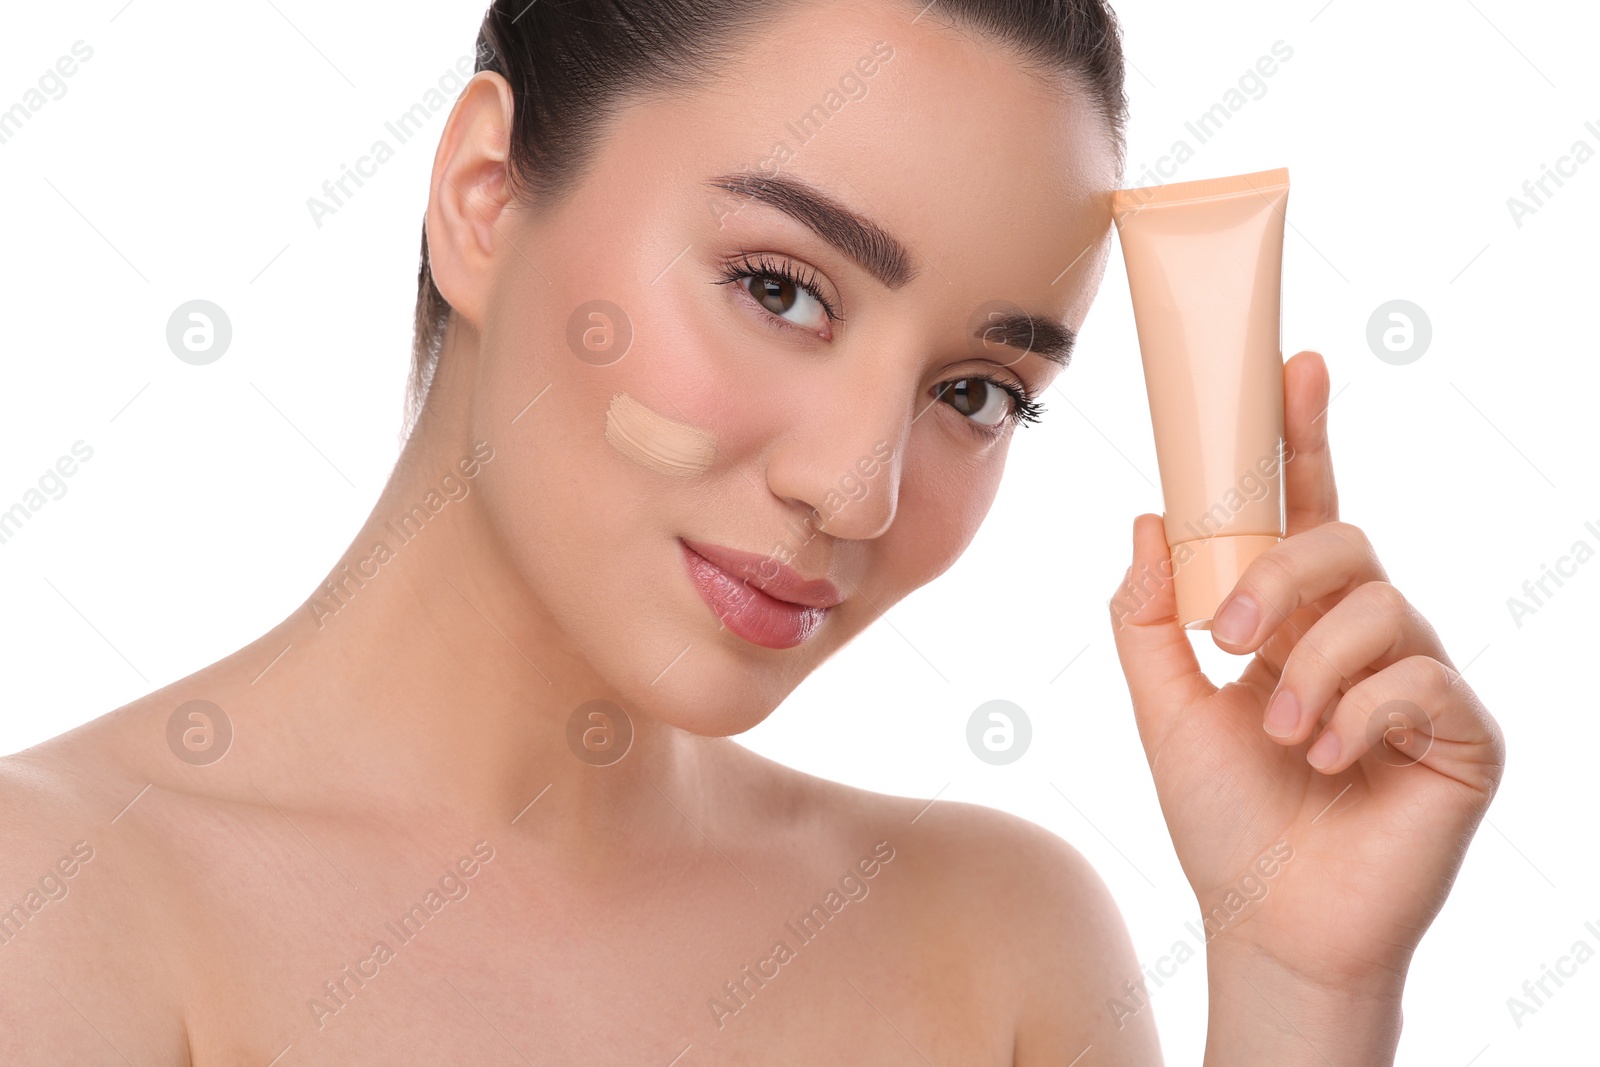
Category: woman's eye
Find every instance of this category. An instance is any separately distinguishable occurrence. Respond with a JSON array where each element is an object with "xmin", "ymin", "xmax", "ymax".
[
  {"xmin": 740, "ymin": 273, "xmax": 832, "ymax": 333},
  {"xmin": 938, "ymin": 378, "xmax": 1013, "ymax": 429}
]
